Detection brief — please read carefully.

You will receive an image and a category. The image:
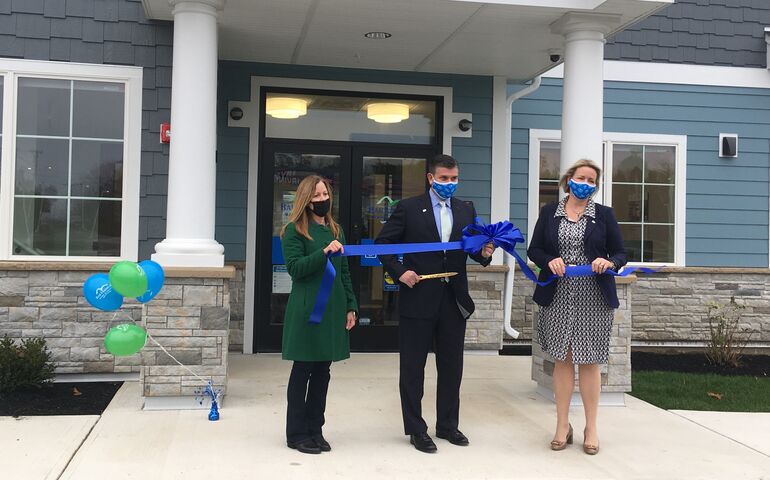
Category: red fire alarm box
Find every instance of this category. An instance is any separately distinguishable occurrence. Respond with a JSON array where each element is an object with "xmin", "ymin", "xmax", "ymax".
[{"xmin": 160, "ymin": 123, "xmax": 171, "ymax": 143}]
